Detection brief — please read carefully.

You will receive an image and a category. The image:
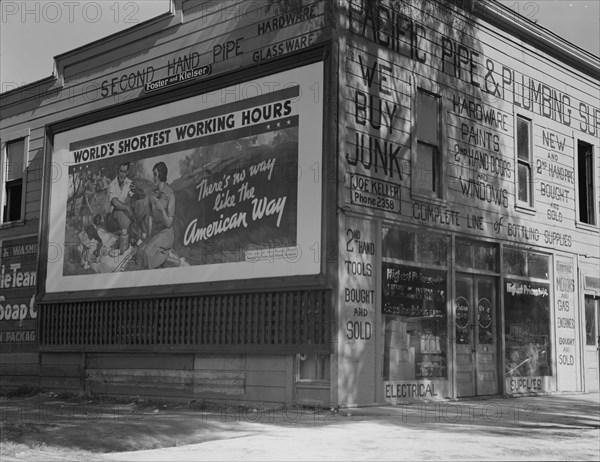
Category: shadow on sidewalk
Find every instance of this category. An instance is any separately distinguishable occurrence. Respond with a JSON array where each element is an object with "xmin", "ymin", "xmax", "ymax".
[{"xmin": 1, "ymin": 391, "xmax": 598, "ymax": 456}]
